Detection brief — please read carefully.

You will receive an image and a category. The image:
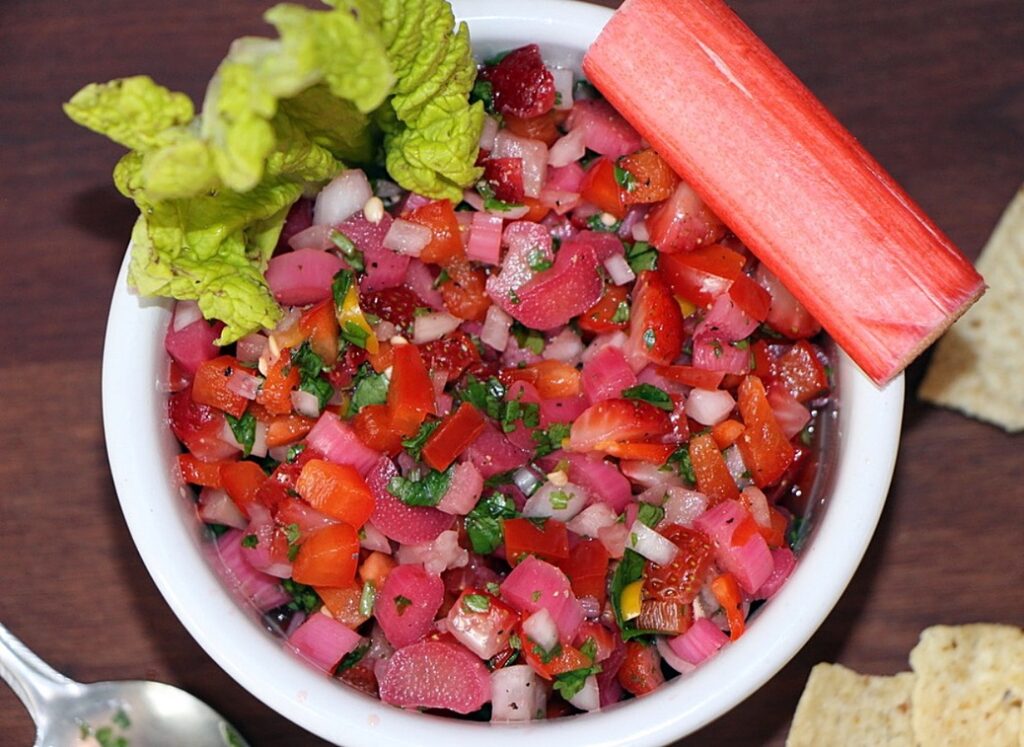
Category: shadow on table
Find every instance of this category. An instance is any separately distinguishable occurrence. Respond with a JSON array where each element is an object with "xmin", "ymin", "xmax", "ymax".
[
  {"xmin": 681, "ymin": 470, "xmax": 898, "ymax": 746},
  {"xmin": 63, "ymin": 184, "xmax": 137, "ymax": 272}
]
